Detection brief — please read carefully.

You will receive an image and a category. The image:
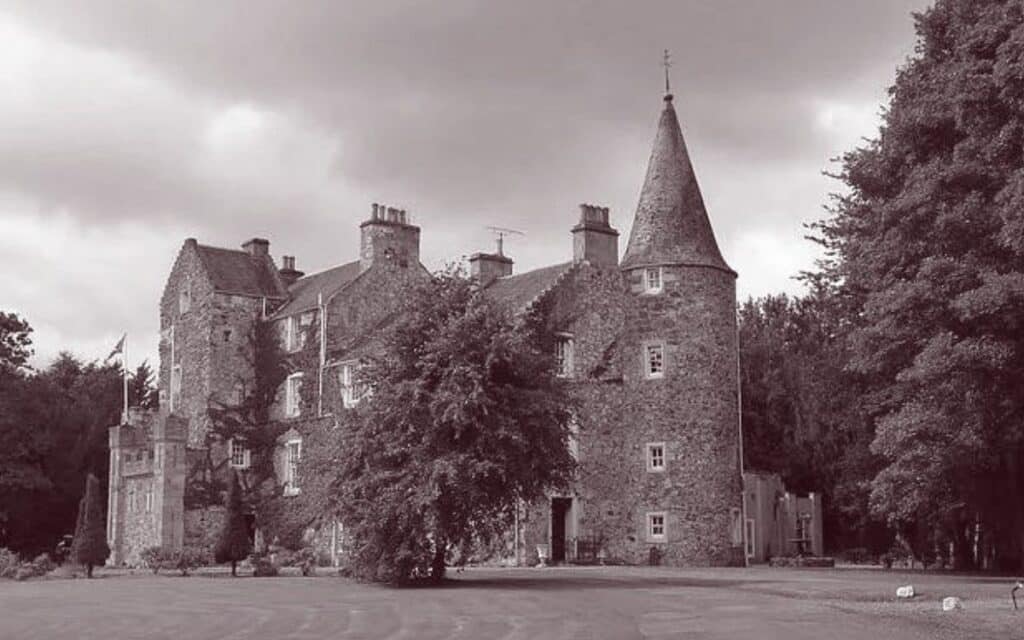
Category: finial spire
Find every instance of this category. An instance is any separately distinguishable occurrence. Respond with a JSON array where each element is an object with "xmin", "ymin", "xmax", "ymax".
[{"xmin": 662, "ymin": 49, "xmax": 672, "ymax": 100}]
